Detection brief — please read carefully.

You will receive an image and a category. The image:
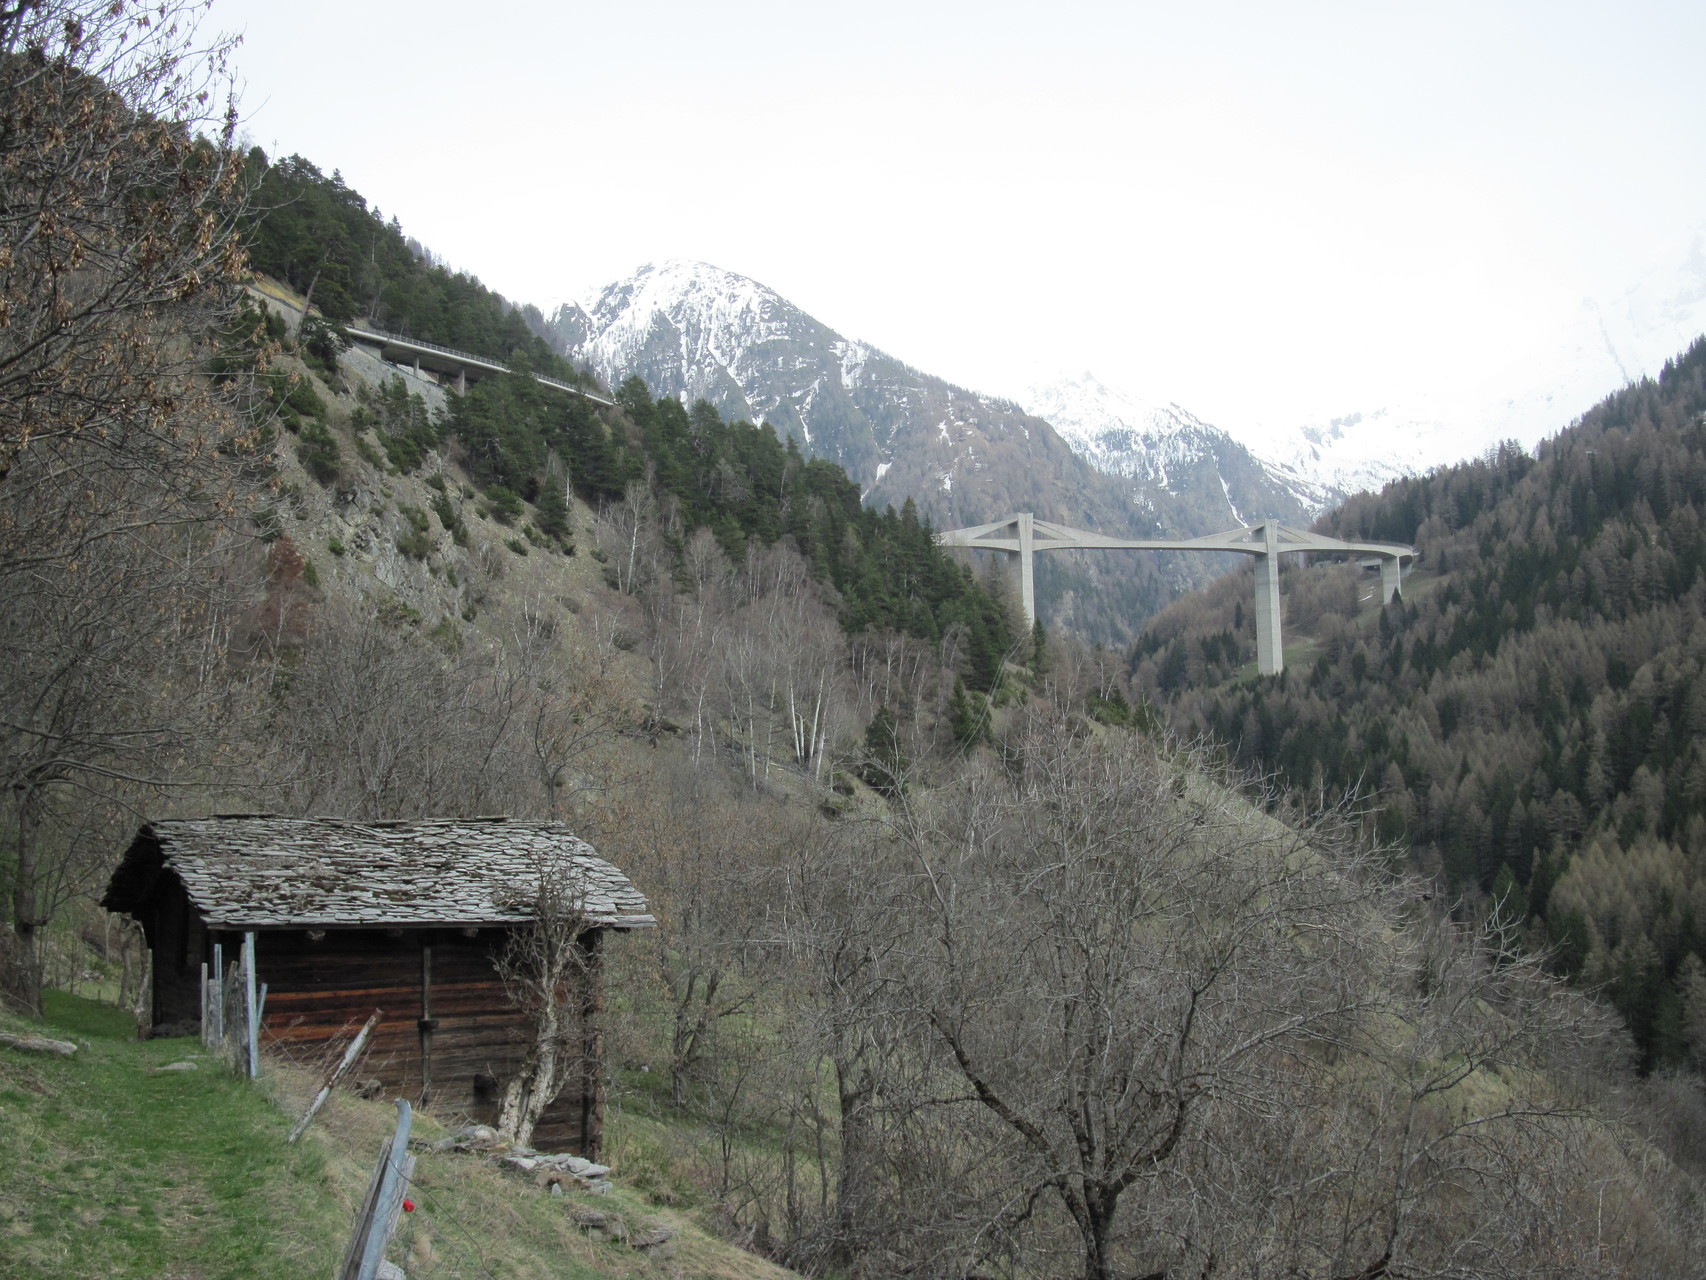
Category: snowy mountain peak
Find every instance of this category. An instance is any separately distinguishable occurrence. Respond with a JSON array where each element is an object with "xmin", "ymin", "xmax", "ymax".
[
  {"xmin": 1019, "ymin": 372, "xmax": 1339, "ymax": 521},
  {"xmin": 584, "ymin": 259, "xmax": 784, "ymax": 332},
  {"xmin": 552, "ymin": 260, "xmax": 849, "ymax": 434},
  {"xmin": 1022, "ymin": 373, "xmax": 1222, "ymax": 476}
]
